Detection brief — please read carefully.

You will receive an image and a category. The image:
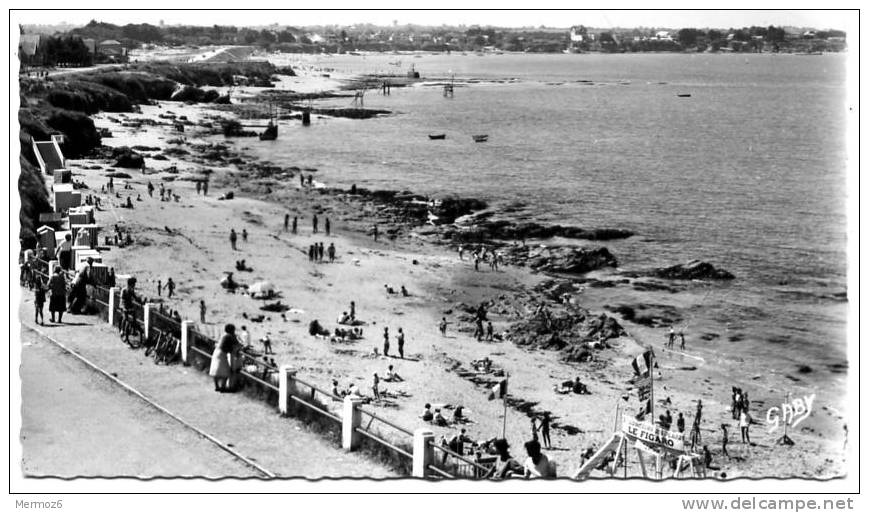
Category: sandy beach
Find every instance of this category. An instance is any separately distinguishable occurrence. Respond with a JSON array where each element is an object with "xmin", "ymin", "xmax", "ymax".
[{"xmin": 36, "ymin": 74, "xmax": 847, "ymax": 480}]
